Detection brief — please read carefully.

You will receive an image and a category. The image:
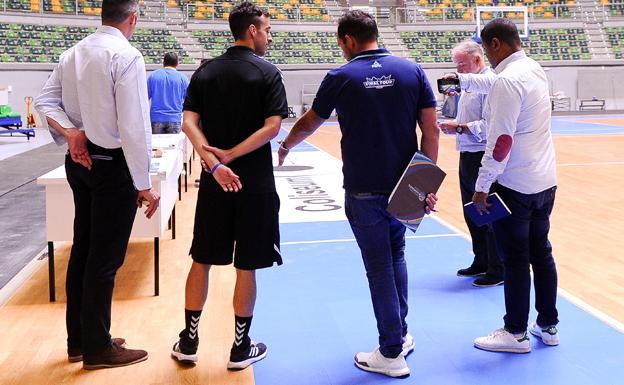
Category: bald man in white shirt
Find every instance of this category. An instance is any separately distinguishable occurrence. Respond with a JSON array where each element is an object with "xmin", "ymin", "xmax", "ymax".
[
  {"xmin": 460, "ymin": 18, "xmax": 560, "ymax": 354},
  {"xmin": 35, "ymin": 0, "xmax": 159, "ymax": 370}
]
